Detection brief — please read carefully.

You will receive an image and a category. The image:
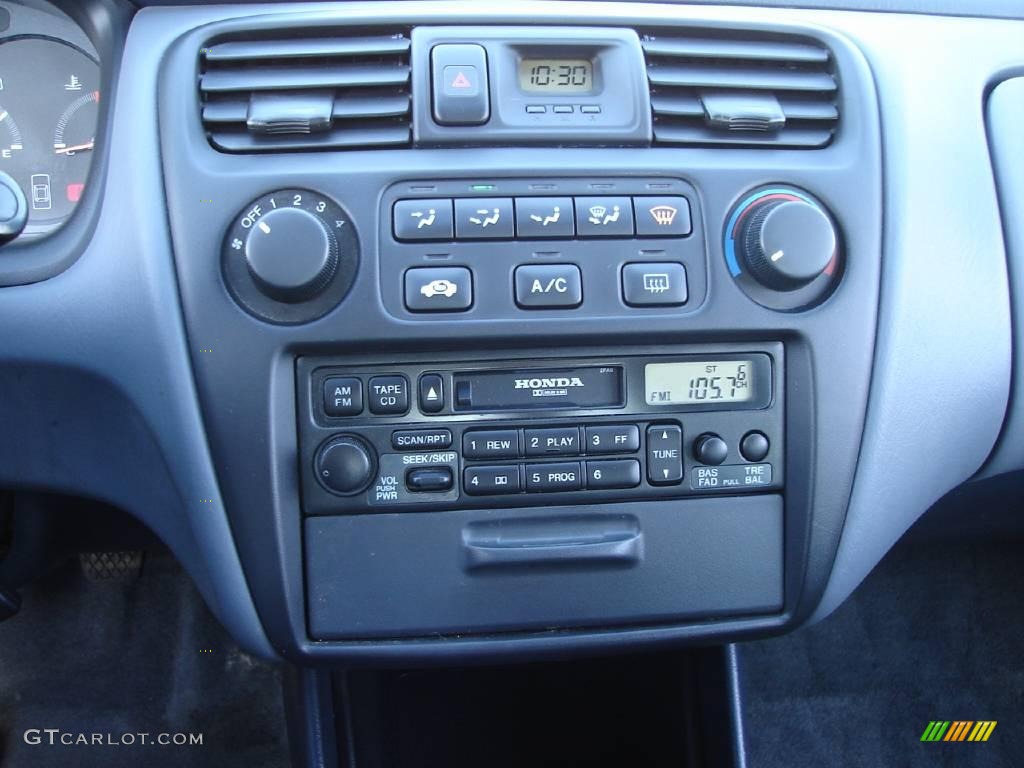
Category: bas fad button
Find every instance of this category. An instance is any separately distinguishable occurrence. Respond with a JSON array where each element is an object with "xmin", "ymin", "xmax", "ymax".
[
  {"xmin": 404, "ymin": 267, "xmax": 473, "ymax": 312},
  {"xmin": 514, "ymin": 264, "xmax": 583, "ymax": 309}
]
